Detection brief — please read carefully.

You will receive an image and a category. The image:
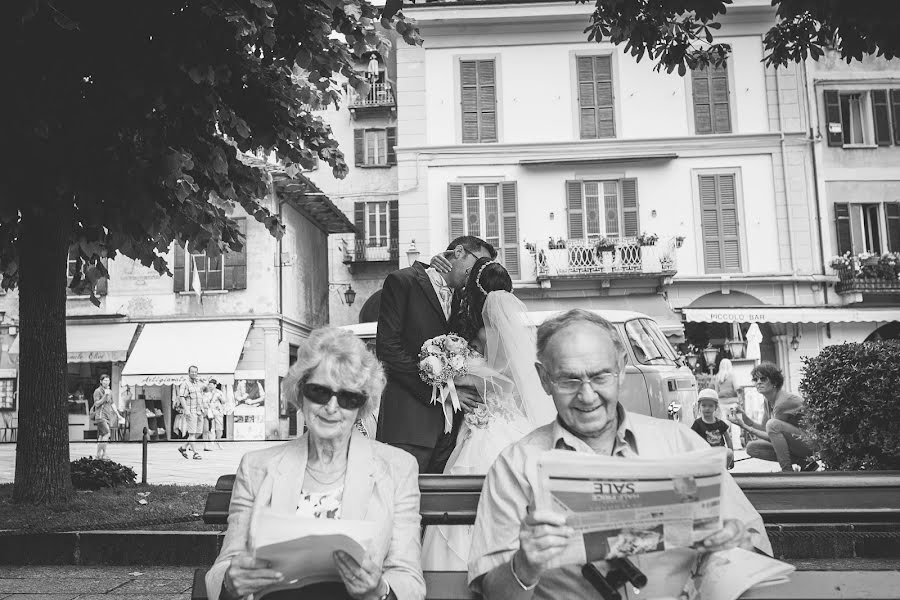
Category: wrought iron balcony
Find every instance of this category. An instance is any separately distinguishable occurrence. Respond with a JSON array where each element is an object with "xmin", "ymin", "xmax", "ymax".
[
  {"xmin": 342, "ymin": 239, "xmax": 399, "ymax": 264},
  {"xmin": 833, "ymin": 261, "xmax": 900, "ymax": 295},
  {"xmin": 531, "ymin": 237, "xmax": 679, "ymax": 279},
  {"xmin": 348, "ymin": 82, "xmax": 396, "ymax": 116}
]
